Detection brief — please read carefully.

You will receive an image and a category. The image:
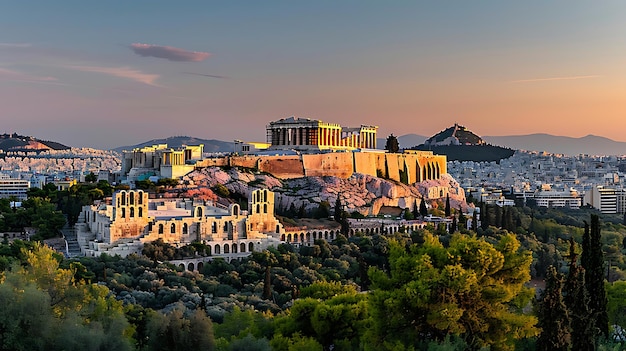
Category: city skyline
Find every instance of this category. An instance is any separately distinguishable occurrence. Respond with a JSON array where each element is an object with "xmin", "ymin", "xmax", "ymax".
[{"xmin": 2, "ymin": 1, "xmax": 626, "ymax": 150}]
